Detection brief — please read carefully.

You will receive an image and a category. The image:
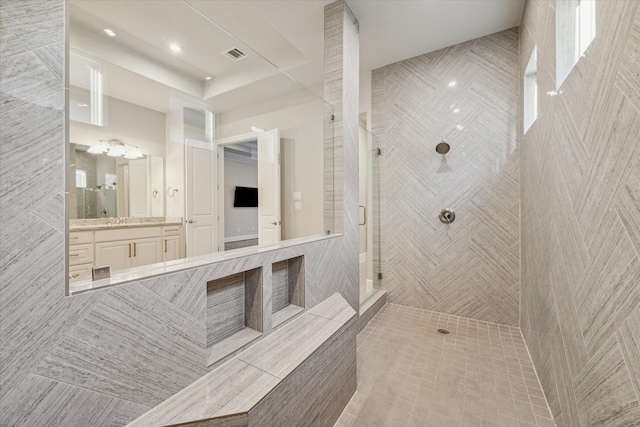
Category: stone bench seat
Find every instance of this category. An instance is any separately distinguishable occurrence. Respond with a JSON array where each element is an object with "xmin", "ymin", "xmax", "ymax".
[{"xmin": 128, "ymin": 293, "xmax": 356, "ymax": 427}]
